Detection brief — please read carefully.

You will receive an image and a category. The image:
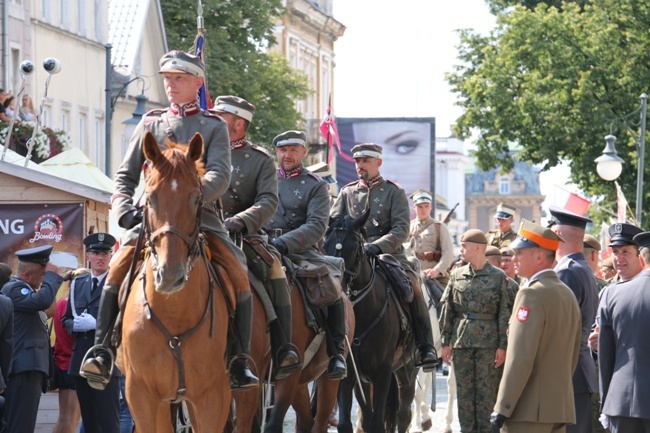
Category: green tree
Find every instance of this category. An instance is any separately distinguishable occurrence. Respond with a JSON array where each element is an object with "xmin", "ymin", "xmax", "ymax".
[
  {"xmin": 447, "ymin": 0, "xmax": 650, "ymax": 223},
  {"xmin": 161, "ymin": 0, "xmax": 309, "ymax": 147}
]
